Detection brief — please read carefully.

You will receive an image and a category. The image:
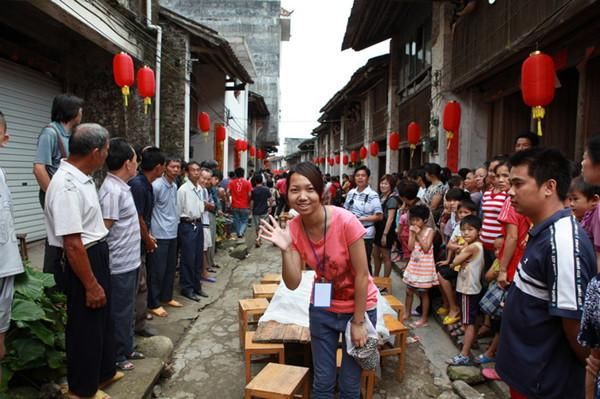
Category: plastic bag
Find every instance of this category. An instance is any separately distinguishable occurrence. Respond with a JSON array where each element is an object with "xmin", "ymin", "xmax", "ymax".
[{"xmin": 345, "ymin": 314, "xmax": 380, "ymax": 370}]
